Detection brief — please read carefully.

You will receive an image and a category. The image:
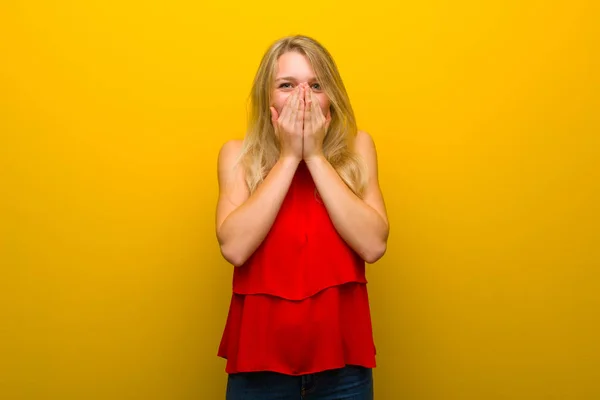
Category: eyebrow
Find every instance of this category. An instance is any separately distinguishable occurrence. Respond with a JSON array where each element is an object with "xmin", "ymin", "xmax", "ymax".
[{"xmin": 275, "ymin": 76, "xmax": 318, "ymax": 82}]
